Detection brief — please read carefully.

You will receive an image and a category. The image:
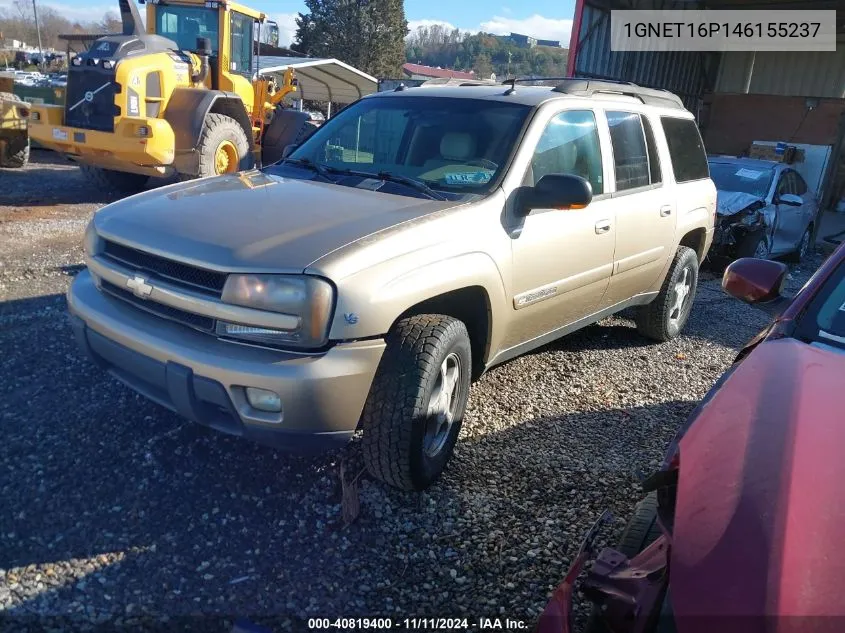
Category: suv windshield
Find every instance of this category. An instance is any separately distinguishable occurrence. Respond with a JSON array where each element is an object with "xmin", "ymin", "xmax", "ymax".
[
  {"xmin": 155, "ymin": 5, "xmax": 219, "ymax": 54},
  {"xmin": 708, "ymin": 161, "xmax": 774, "ymax": 198},
  {"xmin": 796, "ymin": 260, "xmax": 845, "ymax": 350},
  {"xmin": 279, "ymin": 96, "xmax": 531, "ymax": 196}
]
